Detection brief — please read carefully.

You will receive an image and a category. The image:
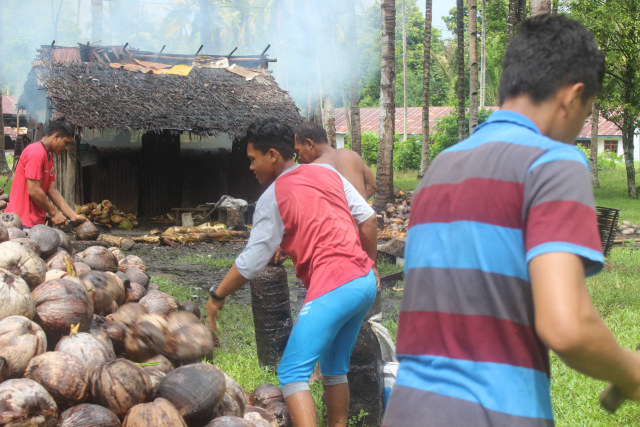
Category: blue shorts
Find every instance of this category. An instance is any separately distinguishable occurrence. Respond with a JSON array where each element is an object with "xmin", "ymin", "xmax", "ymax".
[{"xmin": 277, "ymin": 269, "xmax": 377, "ymax": 397}]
